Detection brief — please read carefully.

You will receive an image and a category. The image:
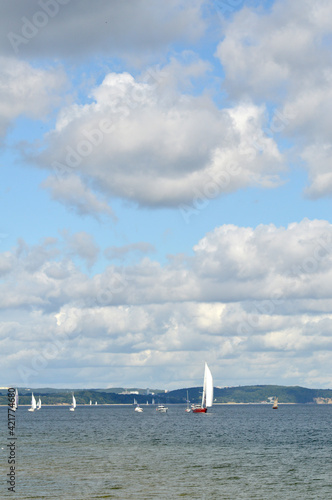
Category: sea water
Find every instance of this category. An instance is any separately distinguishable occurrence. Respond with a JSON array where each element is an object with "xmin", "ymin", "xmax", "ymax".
[{"xmin": 1, "ymin": 404, "xmax": 332, "ymax": 499}]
